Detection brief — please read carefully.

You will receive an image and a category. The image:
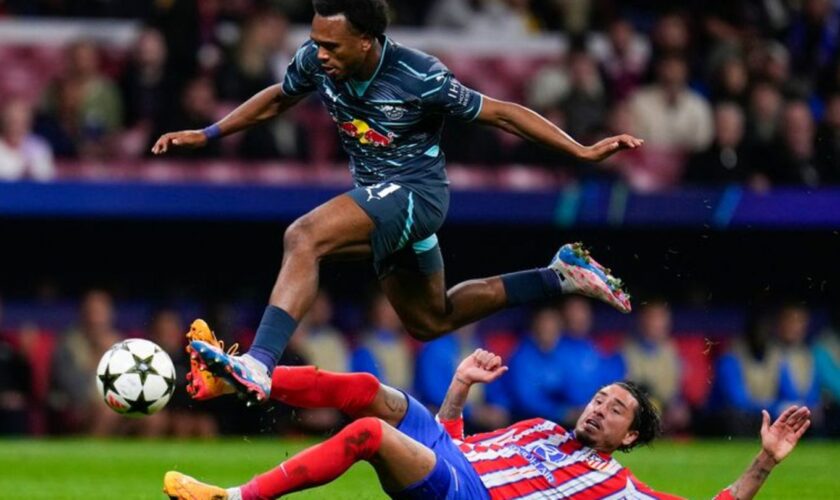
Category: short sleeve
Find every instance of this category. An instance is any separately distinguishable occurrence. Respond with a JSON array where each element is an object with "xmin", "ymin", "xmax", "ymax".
[
  {"xmin": 422, "ymin": 72, "xmax": 484, "ymax": 122},
  {"xmin": 628, "ymin": 473, "xmax": 685, "ymax": 500},
  {"xmin": 281, "ymin": 41, "xmax": 319, "ymax": 97}
]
